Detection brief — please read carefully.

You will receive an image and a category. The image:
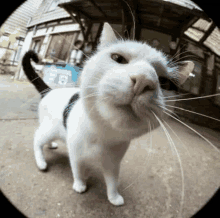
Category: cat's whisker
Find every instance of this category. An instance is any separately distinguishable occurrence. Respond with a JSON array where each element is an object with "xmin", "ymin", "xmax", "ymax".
[
  {"xmin": 30, "ymin": 76, "xmax": 41, "ymax": 83},
  {"xmin": 163, "ymin": 120, "xmax": 192, "ymax": 158},
  {"xmin": 168, "ymin": 55, "xmax": 200, "ymax": 66},
  {"xmin": 63, "ymin": 92, "xmax": 99, "ymax": 117},
  {"xmin": 64, "ymin": 94, "xmax": 97, "ymax": 118},
  {"xmin": 80, "ymin": 92, "xmax": 100, "ymax": 100},
  {"xmin": 82, "ymin": 85, "xmax": 98, "ymax": 89},
  {"xmin": 169, "ymin": 49, "xmax": 201, "ymax": 64},
  {"xmin": 165, "ymin": 93, "xmax": 220, "ymax": 102},
  {"xmin": 168, "ymin": 46, "xmax": 201, "ymax": 61},
  {"xmin": 122, "ymin": 121, "xmax": 154, "ymax": 192},
  {"xmin": 88, "ymin": 96, "xmax": 110, "ymax": 115},
  {"xmin": 166, "ymin": 105, "xmax": 220, "ymax": 123},
  {"xmin": 158, "ymin": 105, "xmax": 179, "ymax": 119},
  {"xmin": 87, "ymin": 103, "xmax": 96, "ymax": 115},
  {"xmin": 87, "ymin": 75, "xmax": 102, "ymax": 83},
  {"xmin": 172, "ymin": 48, "xmax": 205, "ymax": 60},
  {"xmin": 122, "ymin": 0, "xmax": 136, "ymax": 40},
  {"xmin": 152, "ymin": 111, "xmax": 175, "ymax": 155},
  {"xmin": 149, "ymin": 121, "xmax": 153, "ymax": 155},
  {"xmin": 168, "ymin": 44, "xmax": 188, "ymax": 61},
  {"xmin": 113, "ymin": 29, "xmax": 123, "ymax": 40},
  {"xmin": 152, "ymin": 112, "xmax": 185, "ymax": 218},
  {"xmin": 39, "ymin": 88, "xmax": 52, "ymax": 95},
  {"xmin": 162, "ymin": 93, "xmax": 190, "ymax": 99},
  {"xmin": 163, "ymin": 111, "xmax": 220, "ymax": 153}
]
